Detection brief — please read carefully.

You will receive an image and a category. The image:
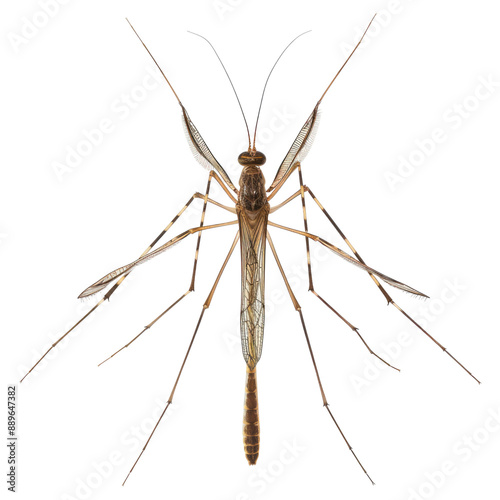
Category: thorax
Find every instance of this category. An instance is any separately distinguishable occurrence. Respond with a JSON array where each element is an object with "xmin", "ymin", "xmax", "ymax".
[{"xmin": 238, "ymin": 166, "xmax": 268, "ymax": 214}]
